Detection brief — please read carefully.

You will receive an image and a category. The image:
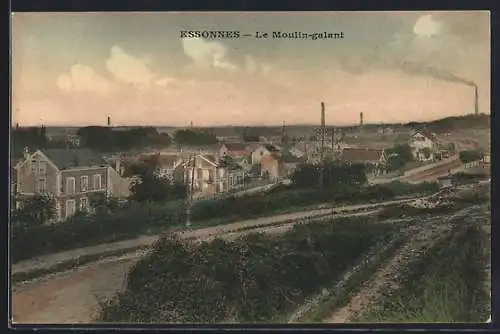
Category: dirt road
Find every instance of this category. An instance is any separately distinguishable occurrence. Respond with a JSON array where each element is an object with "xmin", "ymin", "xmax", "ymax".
[{"xmin": 13, "ymin": 196, "xmax": 422, "ymax": 277}]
